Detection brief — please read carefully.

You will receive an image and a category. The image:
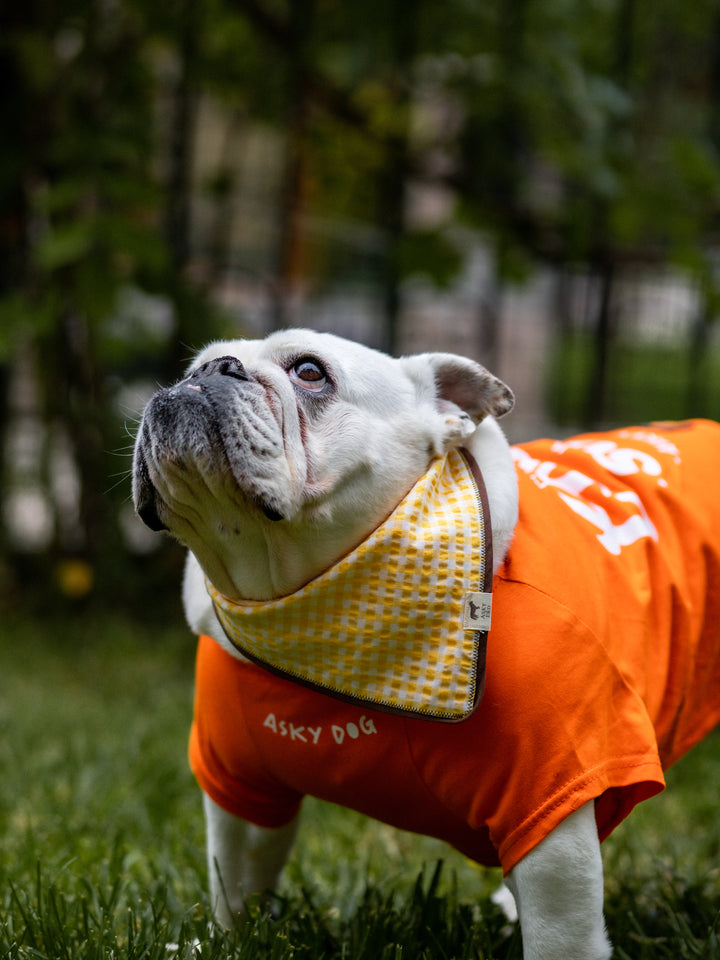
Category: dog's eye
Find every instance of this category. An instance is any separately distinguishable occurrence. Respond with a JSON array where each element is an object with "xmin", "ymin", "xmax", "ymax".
[{"xmin": 289, "ymin": 358, "xmax": 327, "ymax": 392}]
